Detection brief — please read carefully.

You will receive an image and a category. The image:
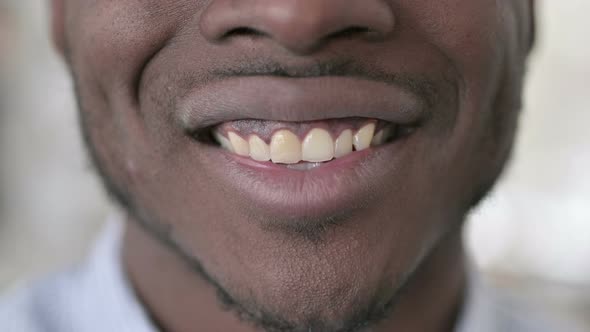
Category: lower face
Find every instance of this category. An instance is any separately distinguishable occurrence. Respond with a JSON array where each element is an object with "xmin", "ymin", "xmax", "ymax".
[{"xmin": 64, "ymin": 0, "xmax": 526, "ymax": 330}]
